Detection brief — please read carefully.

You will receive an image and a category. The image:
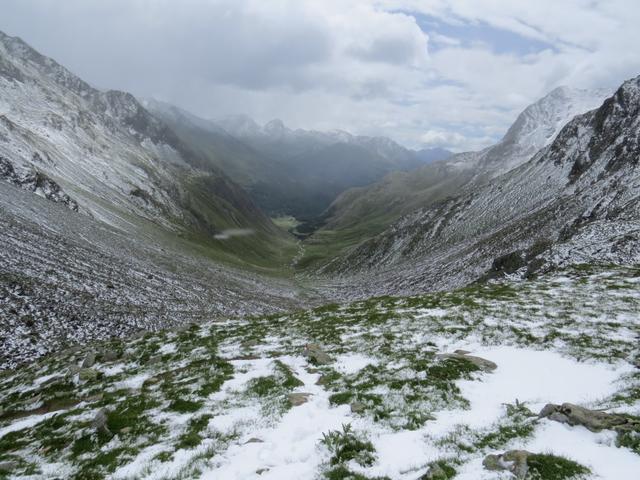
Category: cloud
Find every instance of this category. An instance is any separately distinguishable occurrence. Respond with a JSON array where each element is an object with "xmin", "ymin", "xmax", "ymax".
[{"xmin": 0, "ymin": 0, "xmax": 639, "ymax": 151}]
